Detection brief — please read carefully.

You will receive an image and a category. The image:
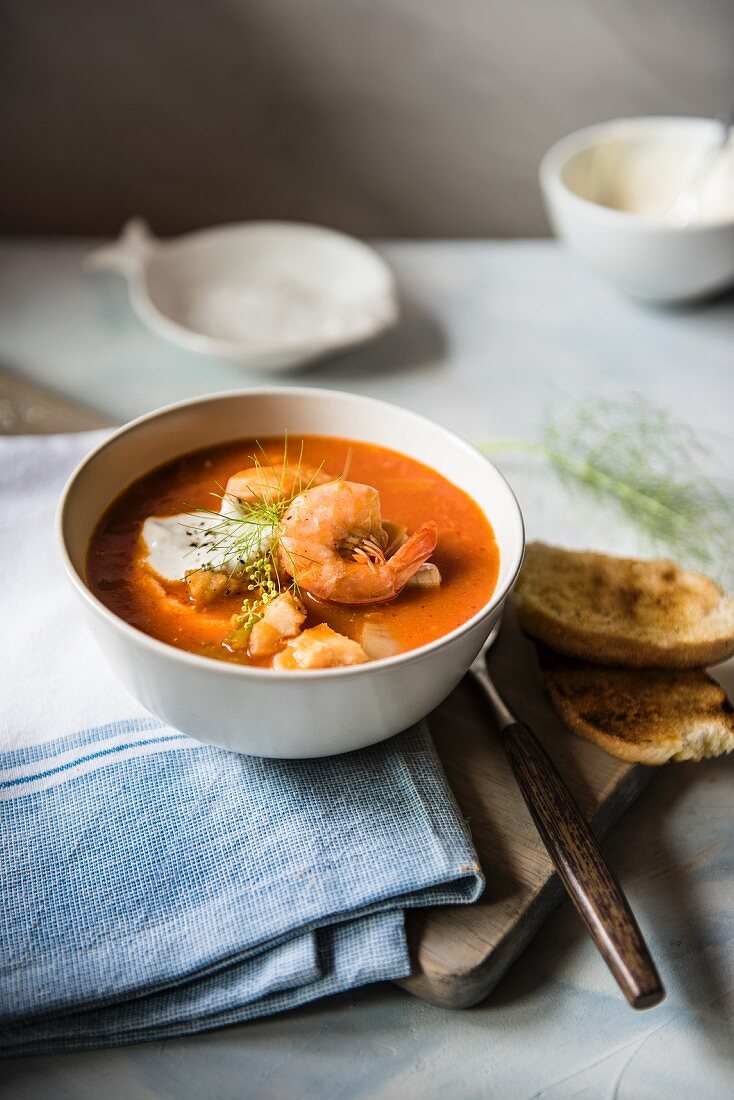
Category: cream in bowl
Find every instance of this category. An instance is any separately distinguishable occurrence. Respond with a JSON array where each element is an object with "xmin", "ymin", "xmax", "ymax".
[
  {"xmin": 540, "ymin": 117, "xmax": 734, "ymax": 303},
  {"xmin": 58, "ymin": 388, "xmax": 524, "ymax": 758}
]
